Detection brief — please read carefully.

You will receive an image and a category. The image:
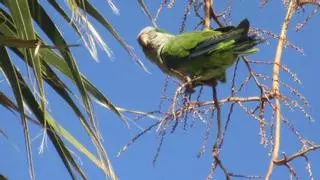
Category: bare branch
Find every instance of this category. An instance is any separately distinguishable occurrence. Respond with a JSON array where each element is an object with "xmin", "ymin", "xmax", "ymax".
[
  {"xmin": 266, "ymin": 0, "xmax": 297, "ymax": 179},
  {"xmin": 204, "ymin": 0, "xmax": 212, "ymax": 28},
  {"xmin": 274, "ymin": 145, "xmax": 320, "ymax": 165},
  {"xmin": 298, "ymin": 0, "xmax": 320, "ymax": 6}
]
